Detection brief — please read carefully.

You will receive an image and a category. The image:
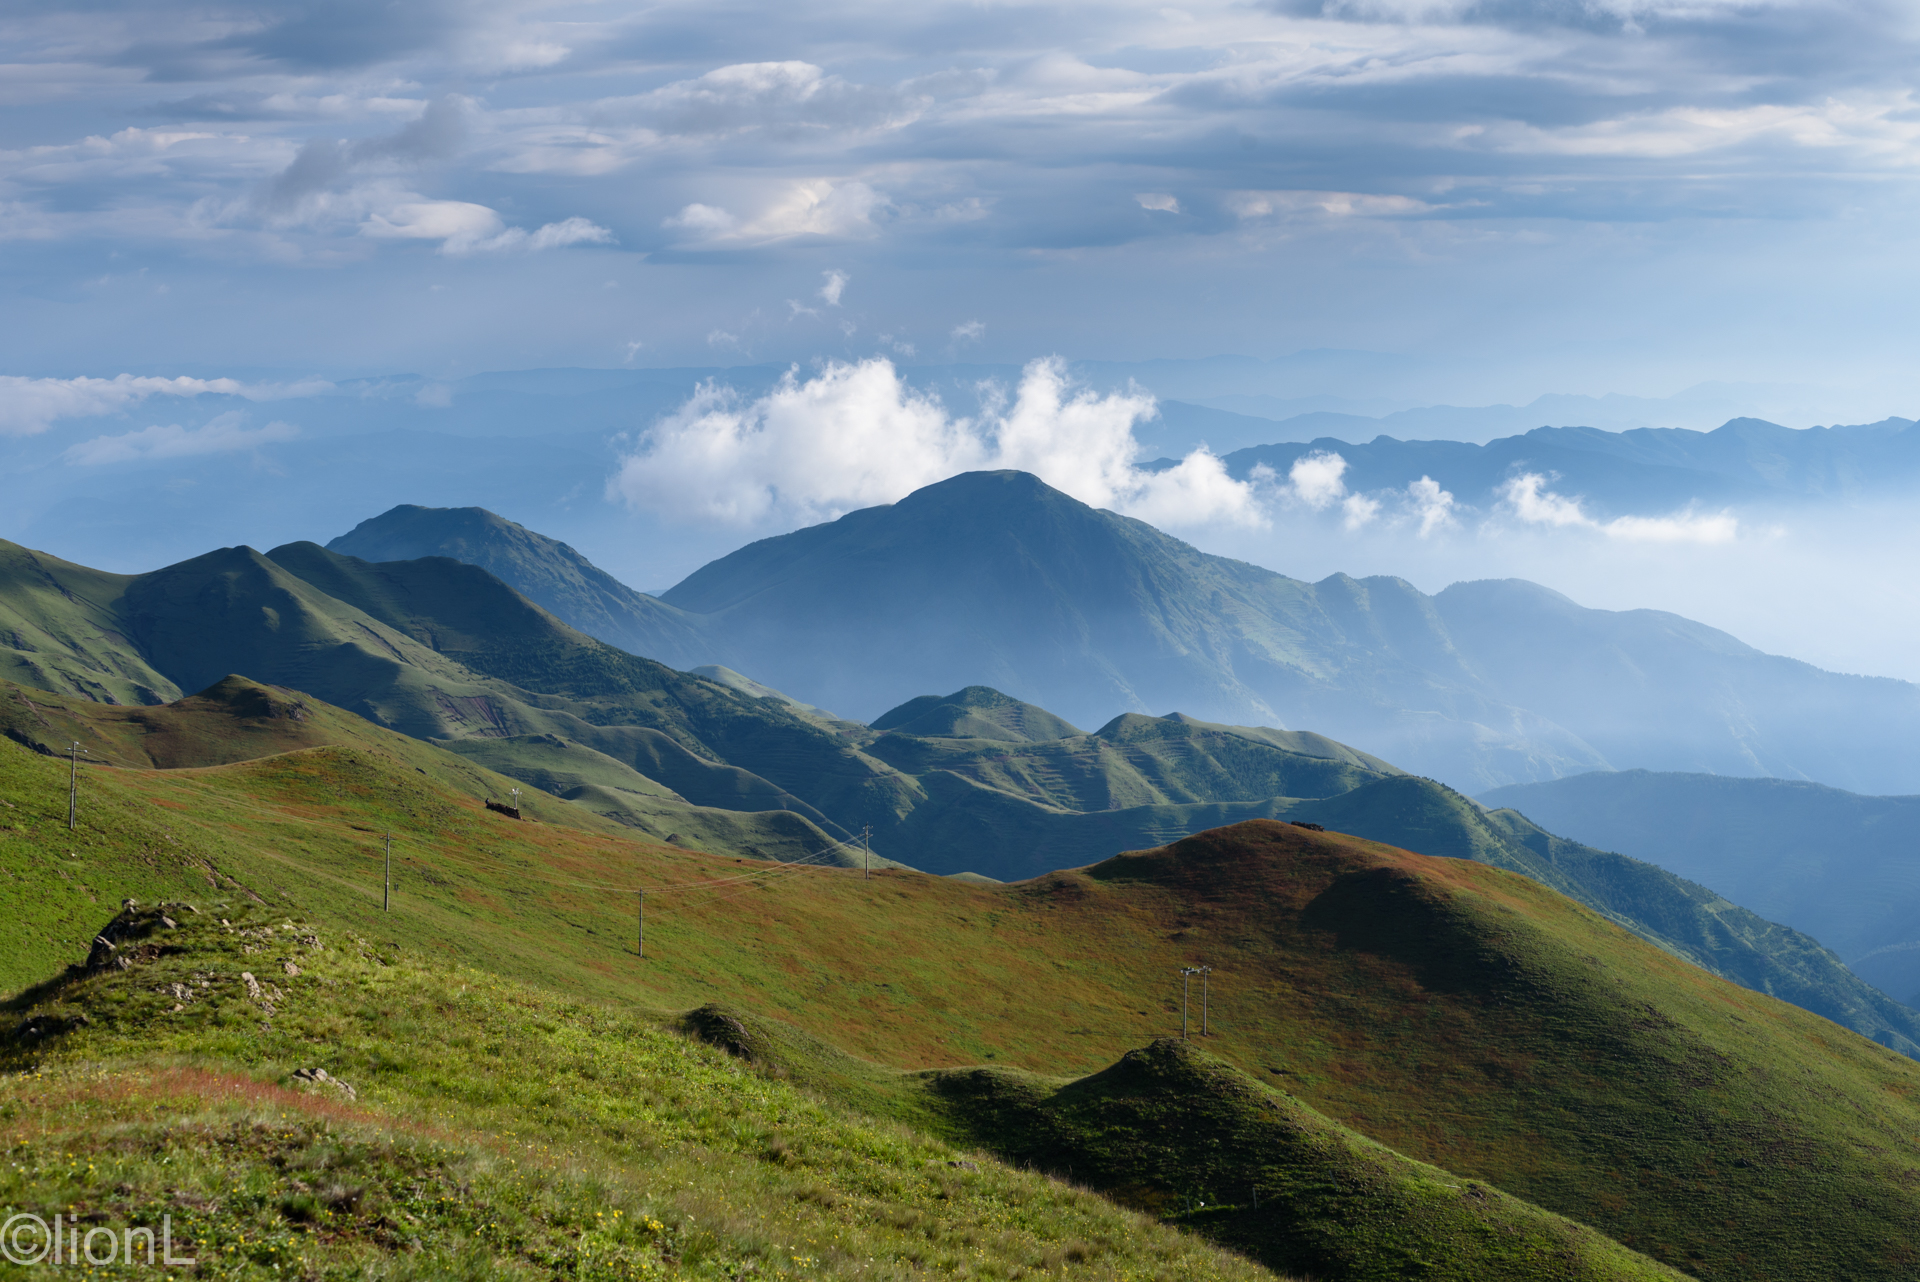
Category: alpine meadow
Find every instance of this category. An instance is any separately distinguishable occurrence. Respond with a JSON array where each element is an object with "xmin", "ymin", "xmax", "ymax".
[{"xmin": 10, "ymin": 0, "xmax": 1920, "ymax": 1278}]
